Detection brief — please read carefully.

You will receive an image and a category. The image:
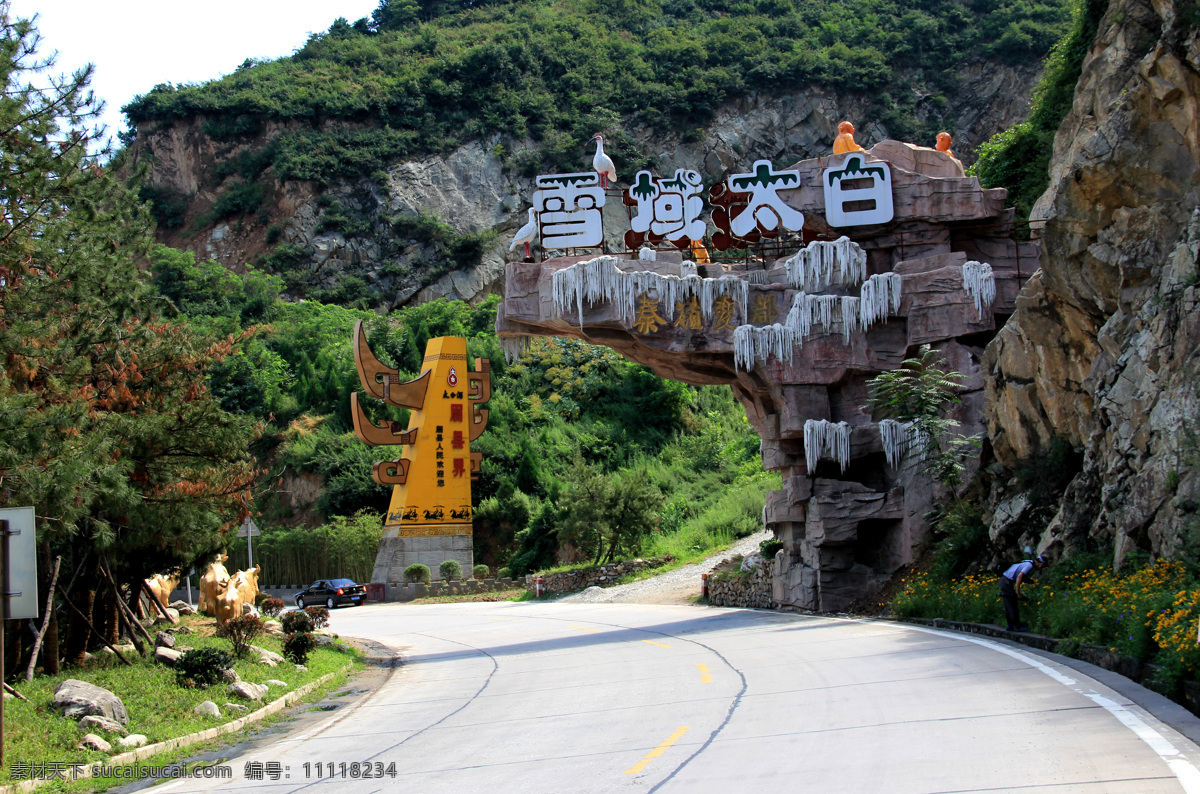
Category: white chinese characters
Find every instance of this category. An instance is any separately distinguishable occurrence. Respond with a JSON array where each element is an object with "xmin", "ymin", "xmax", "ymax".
[
  {"xmin": 533, "ymin": 172, "xmax": 606, "ymax": 249},
  {"xmin": 823, "ymin": 154, "xmax": 894, "ymax": 227}
]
